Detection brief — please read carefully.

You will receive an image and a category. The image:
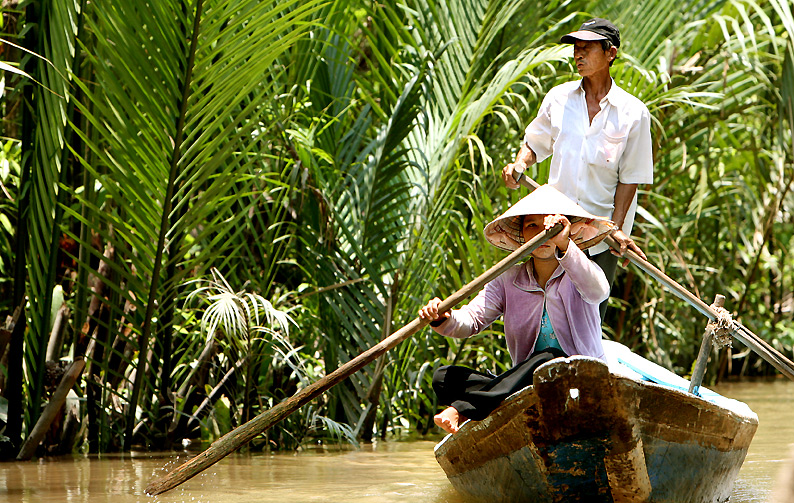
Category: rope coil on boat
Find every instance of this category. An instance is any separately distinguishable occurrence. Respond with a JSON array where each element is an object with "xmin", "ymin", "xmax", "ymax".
[{"xmin": 707, "ymin": 306, "xmax": 733, "ymax": 348}]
